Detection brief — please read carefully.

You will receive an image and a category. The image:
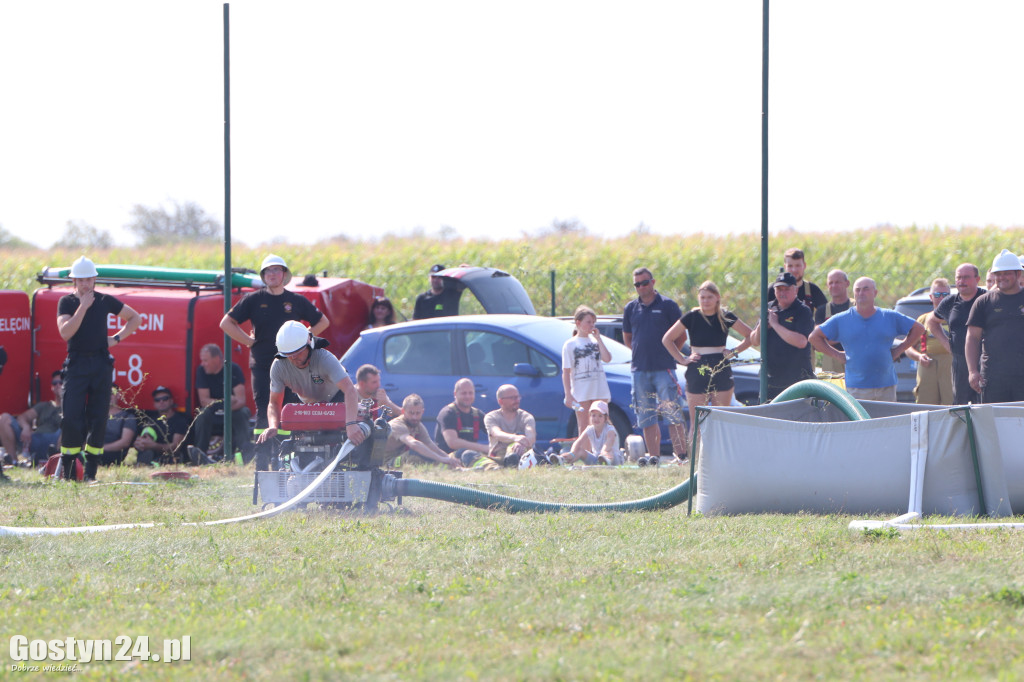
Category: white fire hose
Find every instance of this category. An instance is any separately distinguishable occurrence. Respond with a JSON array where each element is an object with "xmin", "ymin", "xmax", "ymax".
[{"xmin": 0, "ymin": 427, "xmax": 365, "ymax": 537}]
